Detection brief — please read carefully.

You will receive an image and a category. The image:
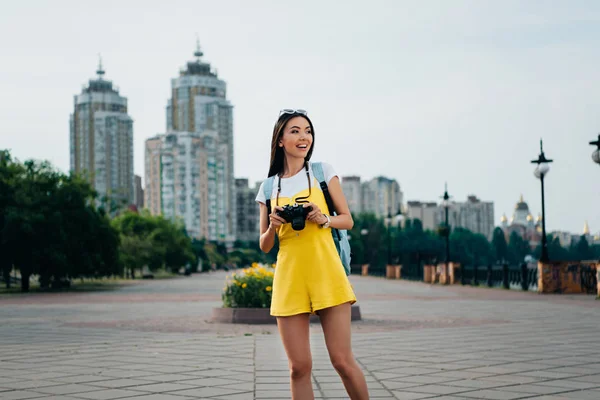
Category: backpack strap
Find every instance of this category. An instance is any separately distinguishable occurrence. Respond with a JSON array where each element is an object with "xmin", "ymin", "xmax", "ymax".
[
  {"xmin": 263, "ymin": 176, "xmax": 275, "ymax": 225},
  {"xmin": 311, "ymin": 162, "xmax": 341, "ymax": 241}
]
